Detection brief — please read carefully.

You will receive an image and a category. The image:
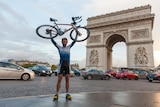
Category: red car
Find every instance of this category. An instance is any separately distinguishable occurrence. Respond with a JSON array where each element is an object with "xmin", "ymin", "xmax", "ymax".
[
  {"xmin": 116, "ymin": 70, "xmax": 139, "ymax": 80},
  {"xmin": 105, "ymin": 70, "xmax": 117, "ymax": 77}
]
